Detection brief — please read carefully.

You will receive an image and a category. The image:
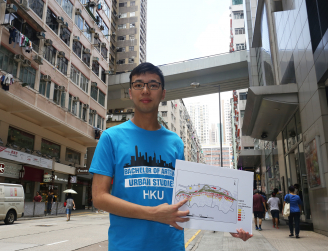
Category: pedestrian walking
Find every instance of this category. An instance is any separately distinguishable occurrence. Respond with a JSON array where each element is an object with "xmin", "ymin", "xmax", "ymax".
[
  {"xmin": 253, "ymin": 190, "xmax": 267, "ymax": 231},
  {"xmin": 283, "ymin": 186, "xmax": 302, "ymax": 238},
  {"xmin": 65, "ymin": 193, "xmax": 75, "ymax": 221},
  {"xmin": 260, "ymin": 191, "xmax": 267, "ymax": 221},
  {"xmin": 267, "ymin": 192, "xmax": 280, "ymax": 228},
  {"xmin": 90, "ymin": 63, "xmax": 253, "ymax": 250},
  {"xmin": 33, "ymin": 191, "xmax": 42, "ymax": 202},
  {"xmin": 46, "ymin": 191, "xmax": 53, "ymax": 215}
]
